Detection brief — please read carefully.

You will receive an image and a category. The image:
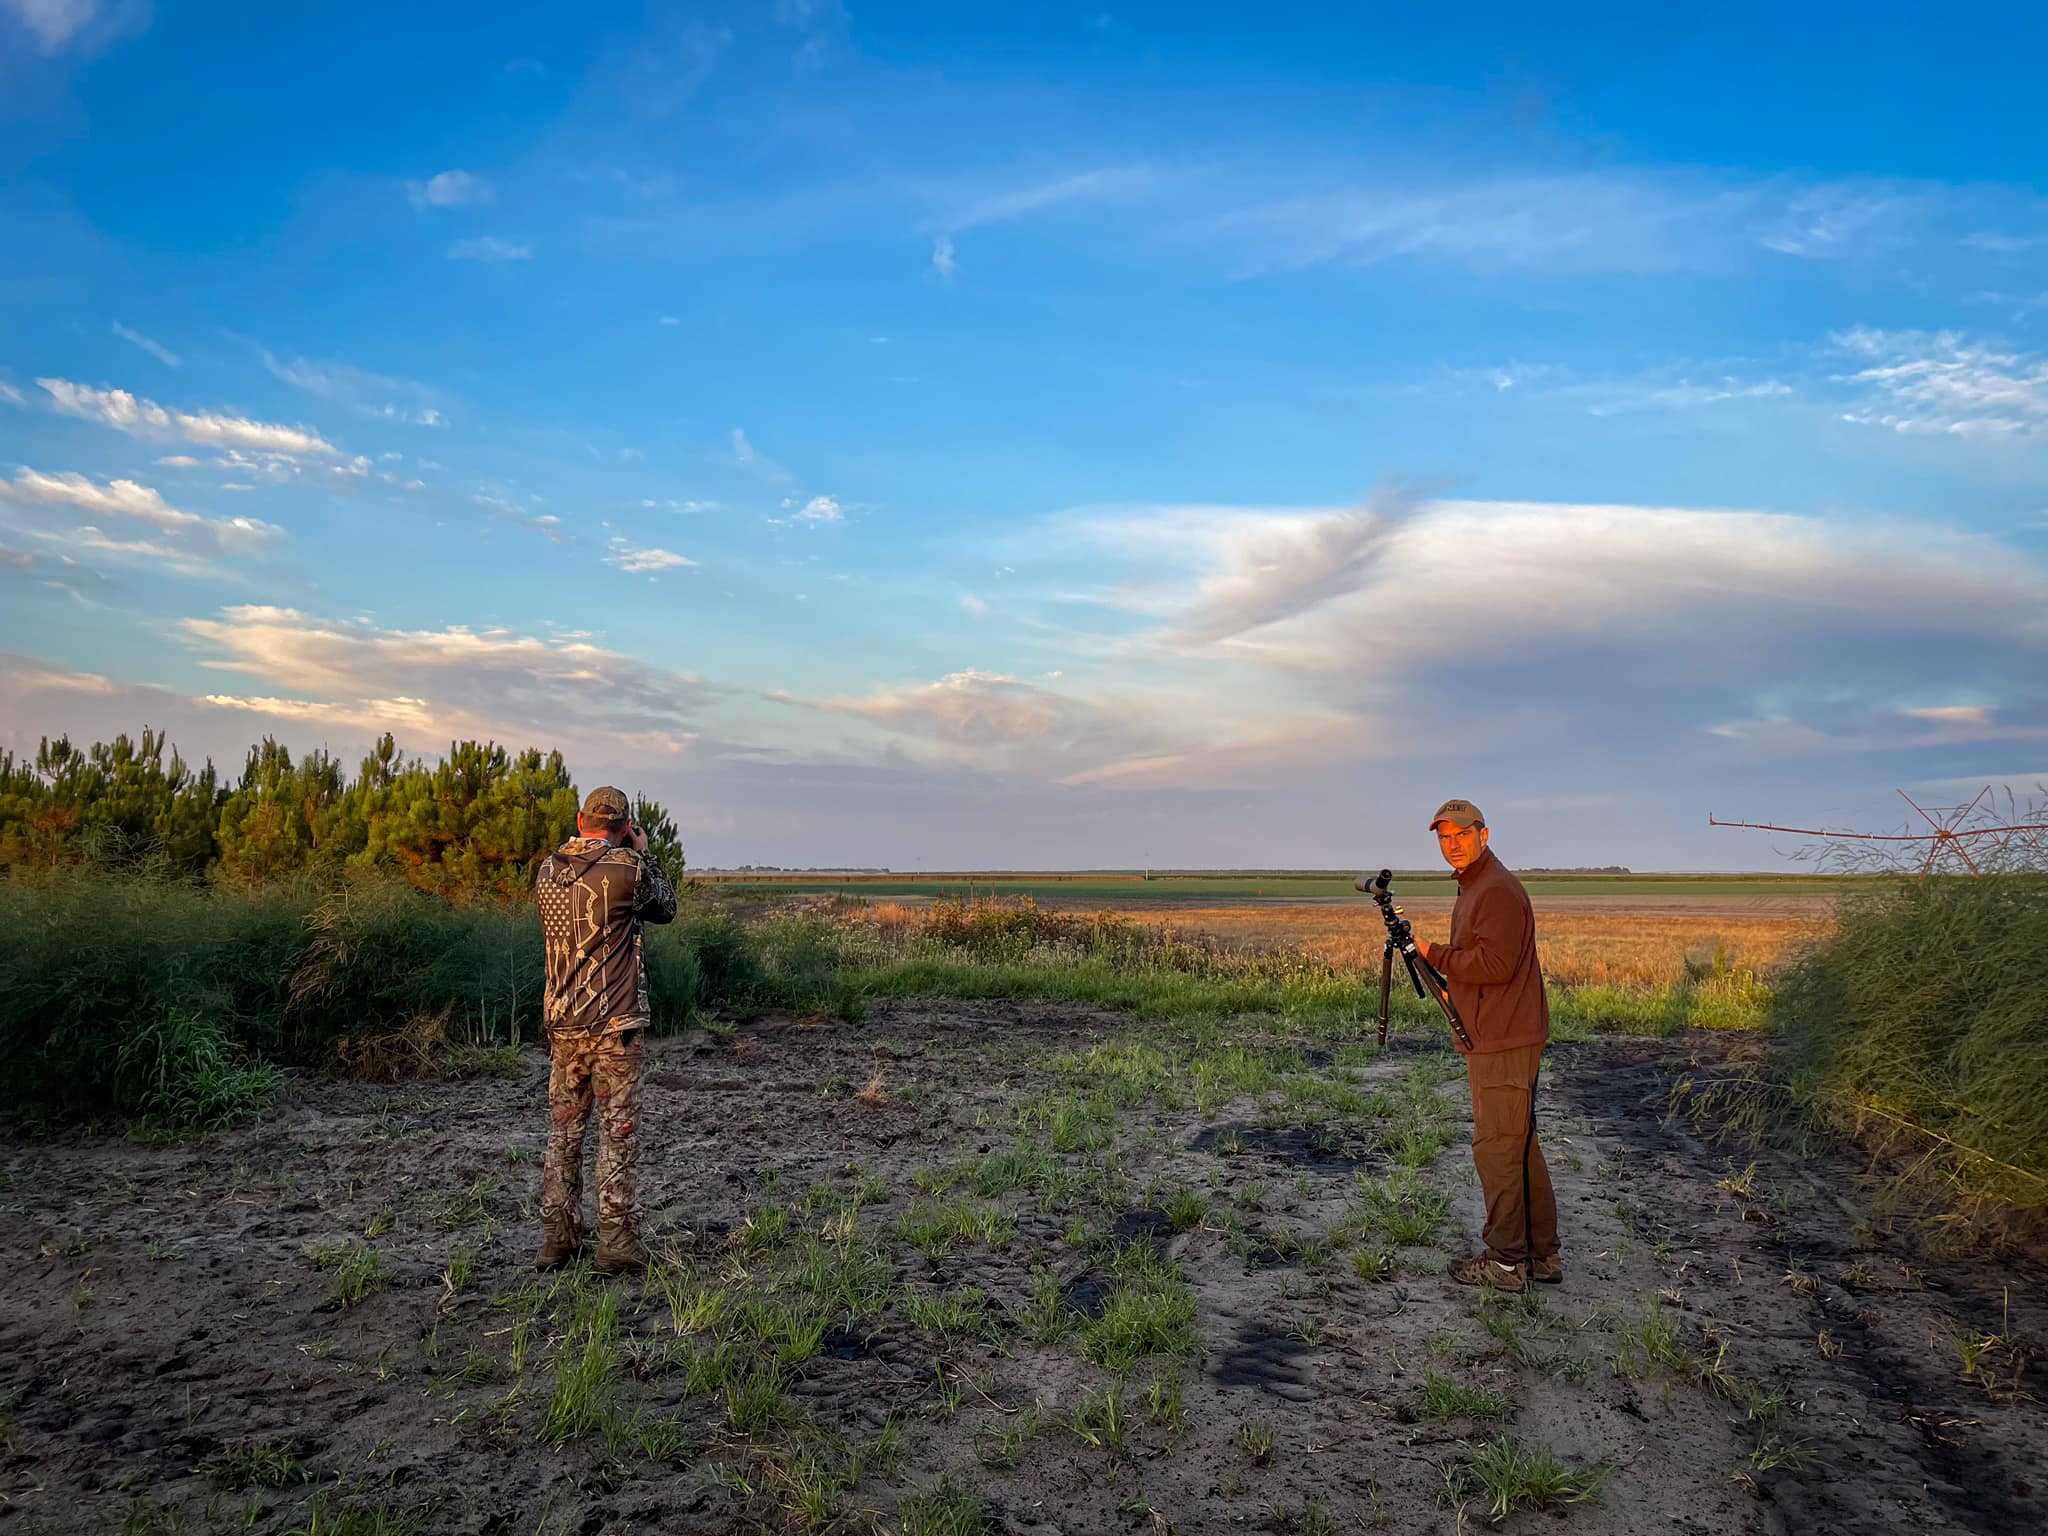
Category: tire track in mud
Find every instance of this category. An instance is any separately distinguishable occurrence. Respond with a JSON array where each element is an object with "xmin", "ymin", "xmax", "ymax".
[{"xmin": 1552, "ymin": 1037, "xmax": 2047, "ymax": 1536}]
